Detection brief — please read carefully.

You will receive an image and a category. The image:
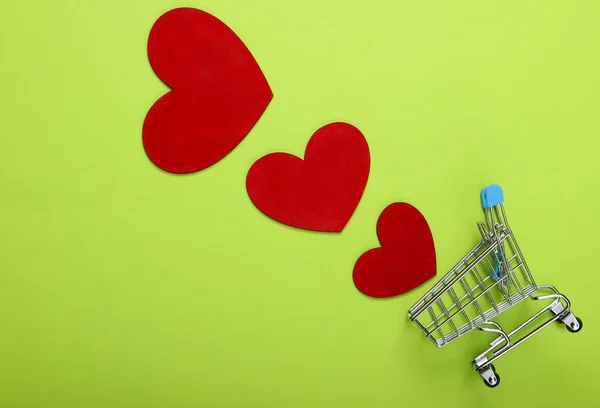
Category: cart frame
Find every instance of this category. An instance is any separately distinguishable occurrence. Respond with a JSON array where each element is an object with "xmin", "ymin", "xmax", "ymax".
[{"xmin": 408, "ymin": 185, "xmax": 582, "ymax": 387}]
